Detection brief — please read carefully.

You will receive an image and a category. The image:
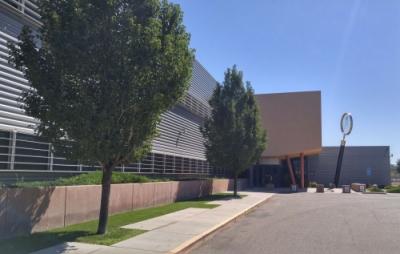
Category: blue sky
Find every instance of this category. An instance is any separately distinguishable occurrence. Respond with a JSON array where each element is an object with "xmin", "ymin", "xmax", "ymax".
[{"xmin": 171, "ymin": 0, "xmax": 400, "ymax": 163}]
